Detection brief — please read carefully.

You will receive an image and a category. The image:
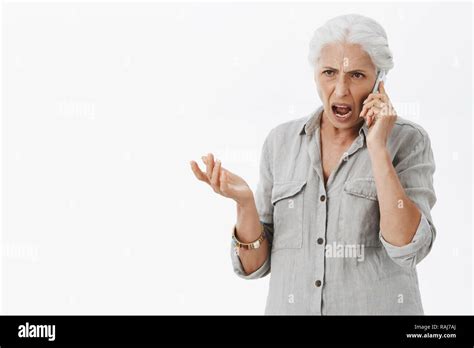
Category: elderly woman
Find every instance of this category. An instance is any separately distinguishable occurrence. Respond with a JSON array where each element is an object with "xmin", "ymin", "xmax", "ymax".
[{"xmin": 190, "ymin": 14, "xmax": 436, "ymax": 315}]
